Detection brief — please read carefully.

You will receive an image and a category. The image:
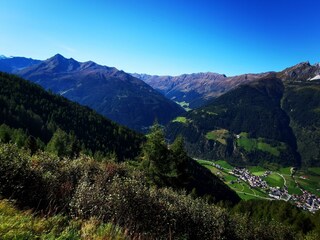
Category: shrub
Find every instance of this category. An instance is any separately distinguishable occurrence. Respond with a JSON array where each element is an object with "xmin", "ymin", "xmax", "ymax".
[{"xmin": 0, "ymin": 144, "xmax": 45, "ymax": 208}]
